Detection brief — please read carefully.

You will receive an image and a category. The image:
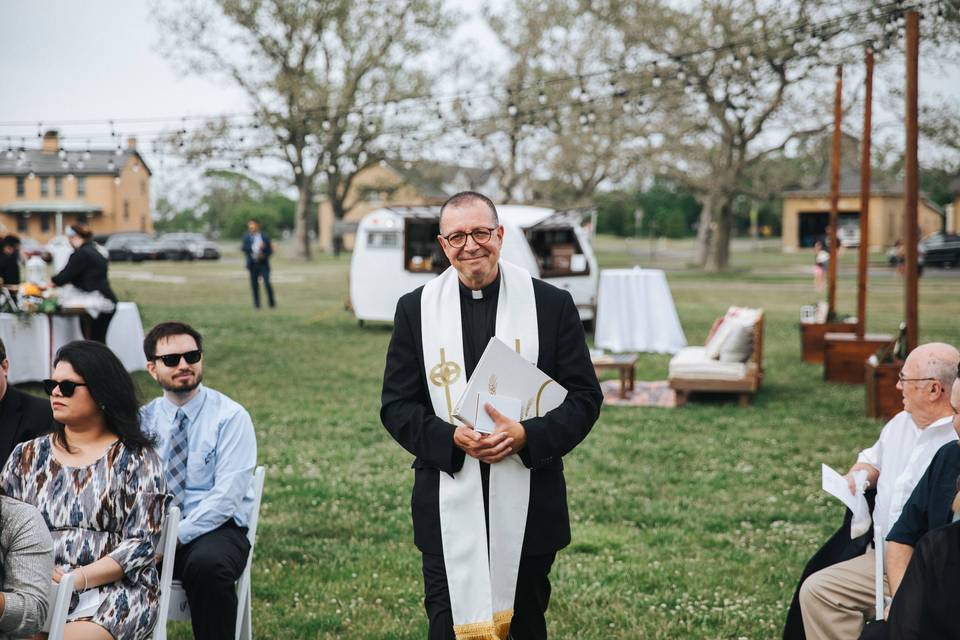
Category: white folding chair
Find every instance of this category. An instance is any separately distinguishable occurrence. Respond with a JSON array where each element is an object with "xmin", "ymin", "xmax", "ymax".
[
  {"xmin": 151, "ymin": 505, "xmax": 181, "ymax": 640},
  {"xmin": 43, "ymin": 572, "xmax": 75, "ymax": 640},
  {"xmin": 159, "ymin": 466, "xmax": 266, "ymax": 640}
]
